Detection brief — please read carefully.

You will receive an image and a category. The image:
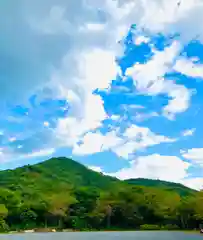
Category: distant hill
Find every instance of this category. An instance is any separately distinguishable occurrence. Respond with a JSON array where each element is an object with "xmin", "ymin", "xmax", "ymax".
[
  {"xmin": 0, "ymin": 157, "xmax": 121, "ymax": 193},
  {"xmin": 0, "ymin": 157, "xmax": 200, "ymax": 231},
  {"xmin": 0, "ymin": 157, "xmax": 196, "ymax": 196},
  {"xmin": 124, "ymin": 178, "xmax": 197, "ymax": 196}
]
